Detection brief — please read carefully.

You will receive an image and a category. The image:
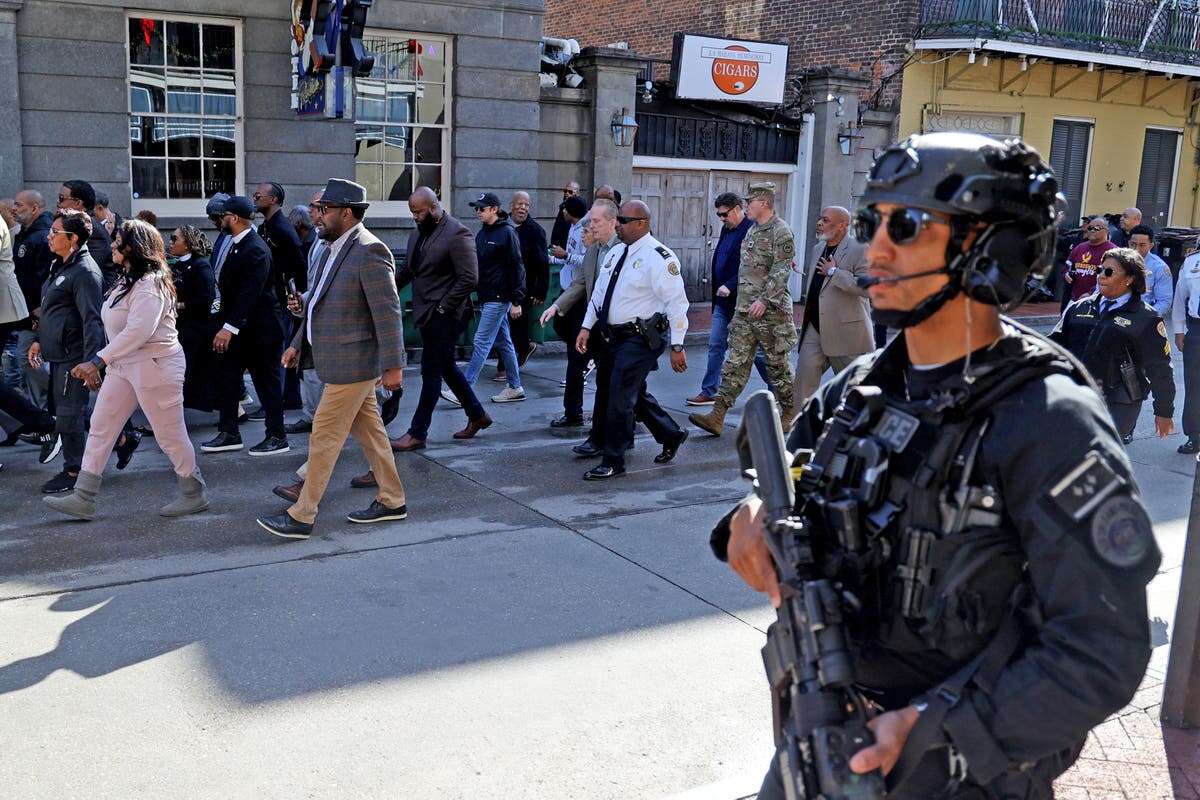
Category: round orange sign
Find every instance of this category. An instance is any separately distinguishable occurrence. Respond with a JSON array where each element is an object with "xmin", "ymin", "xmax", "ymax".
[{"xmin": 711, "ymin": 45, "xmax": 759, "ymax": 95}]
